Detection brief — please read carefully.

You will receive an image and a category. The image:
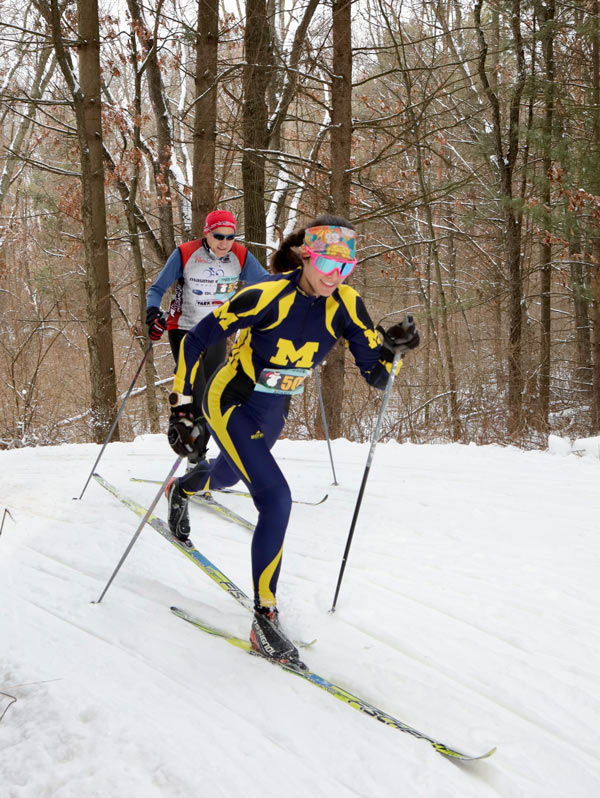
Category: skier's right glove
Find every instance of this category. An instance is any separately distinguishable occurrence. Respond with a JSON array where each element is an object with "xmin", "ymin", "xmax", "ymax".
[
  {"xmin": 377, "ymin": 314, "xmax": 420, "ymax": 359},
  {"xmin": 167, "ymin": 397, "xmax": 209, "ymax": 458},
  {"xmin": 146, "ymin": 306, "xmax": 167, "ymax": 341}
]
